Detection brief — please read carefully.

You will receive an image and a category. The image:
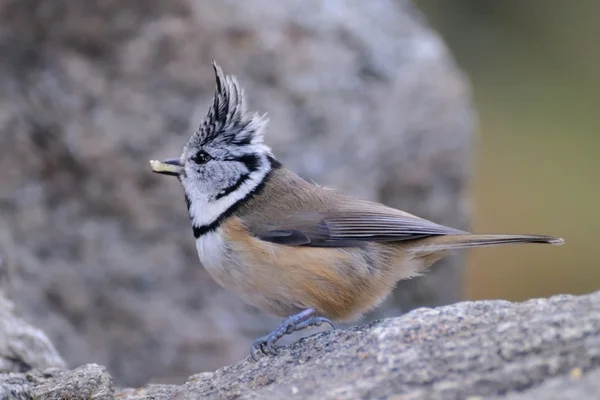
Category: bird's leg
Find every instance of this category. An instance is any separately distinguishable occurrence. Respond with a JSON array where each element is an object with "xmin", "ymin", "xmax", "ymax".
[
  {"xmin": 251, "ymin": 308, "xmax": 337, "ymax": 360},
  {"xmin": 291, "ymin": 316, "xmax": 337, "ymax": 332}
]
